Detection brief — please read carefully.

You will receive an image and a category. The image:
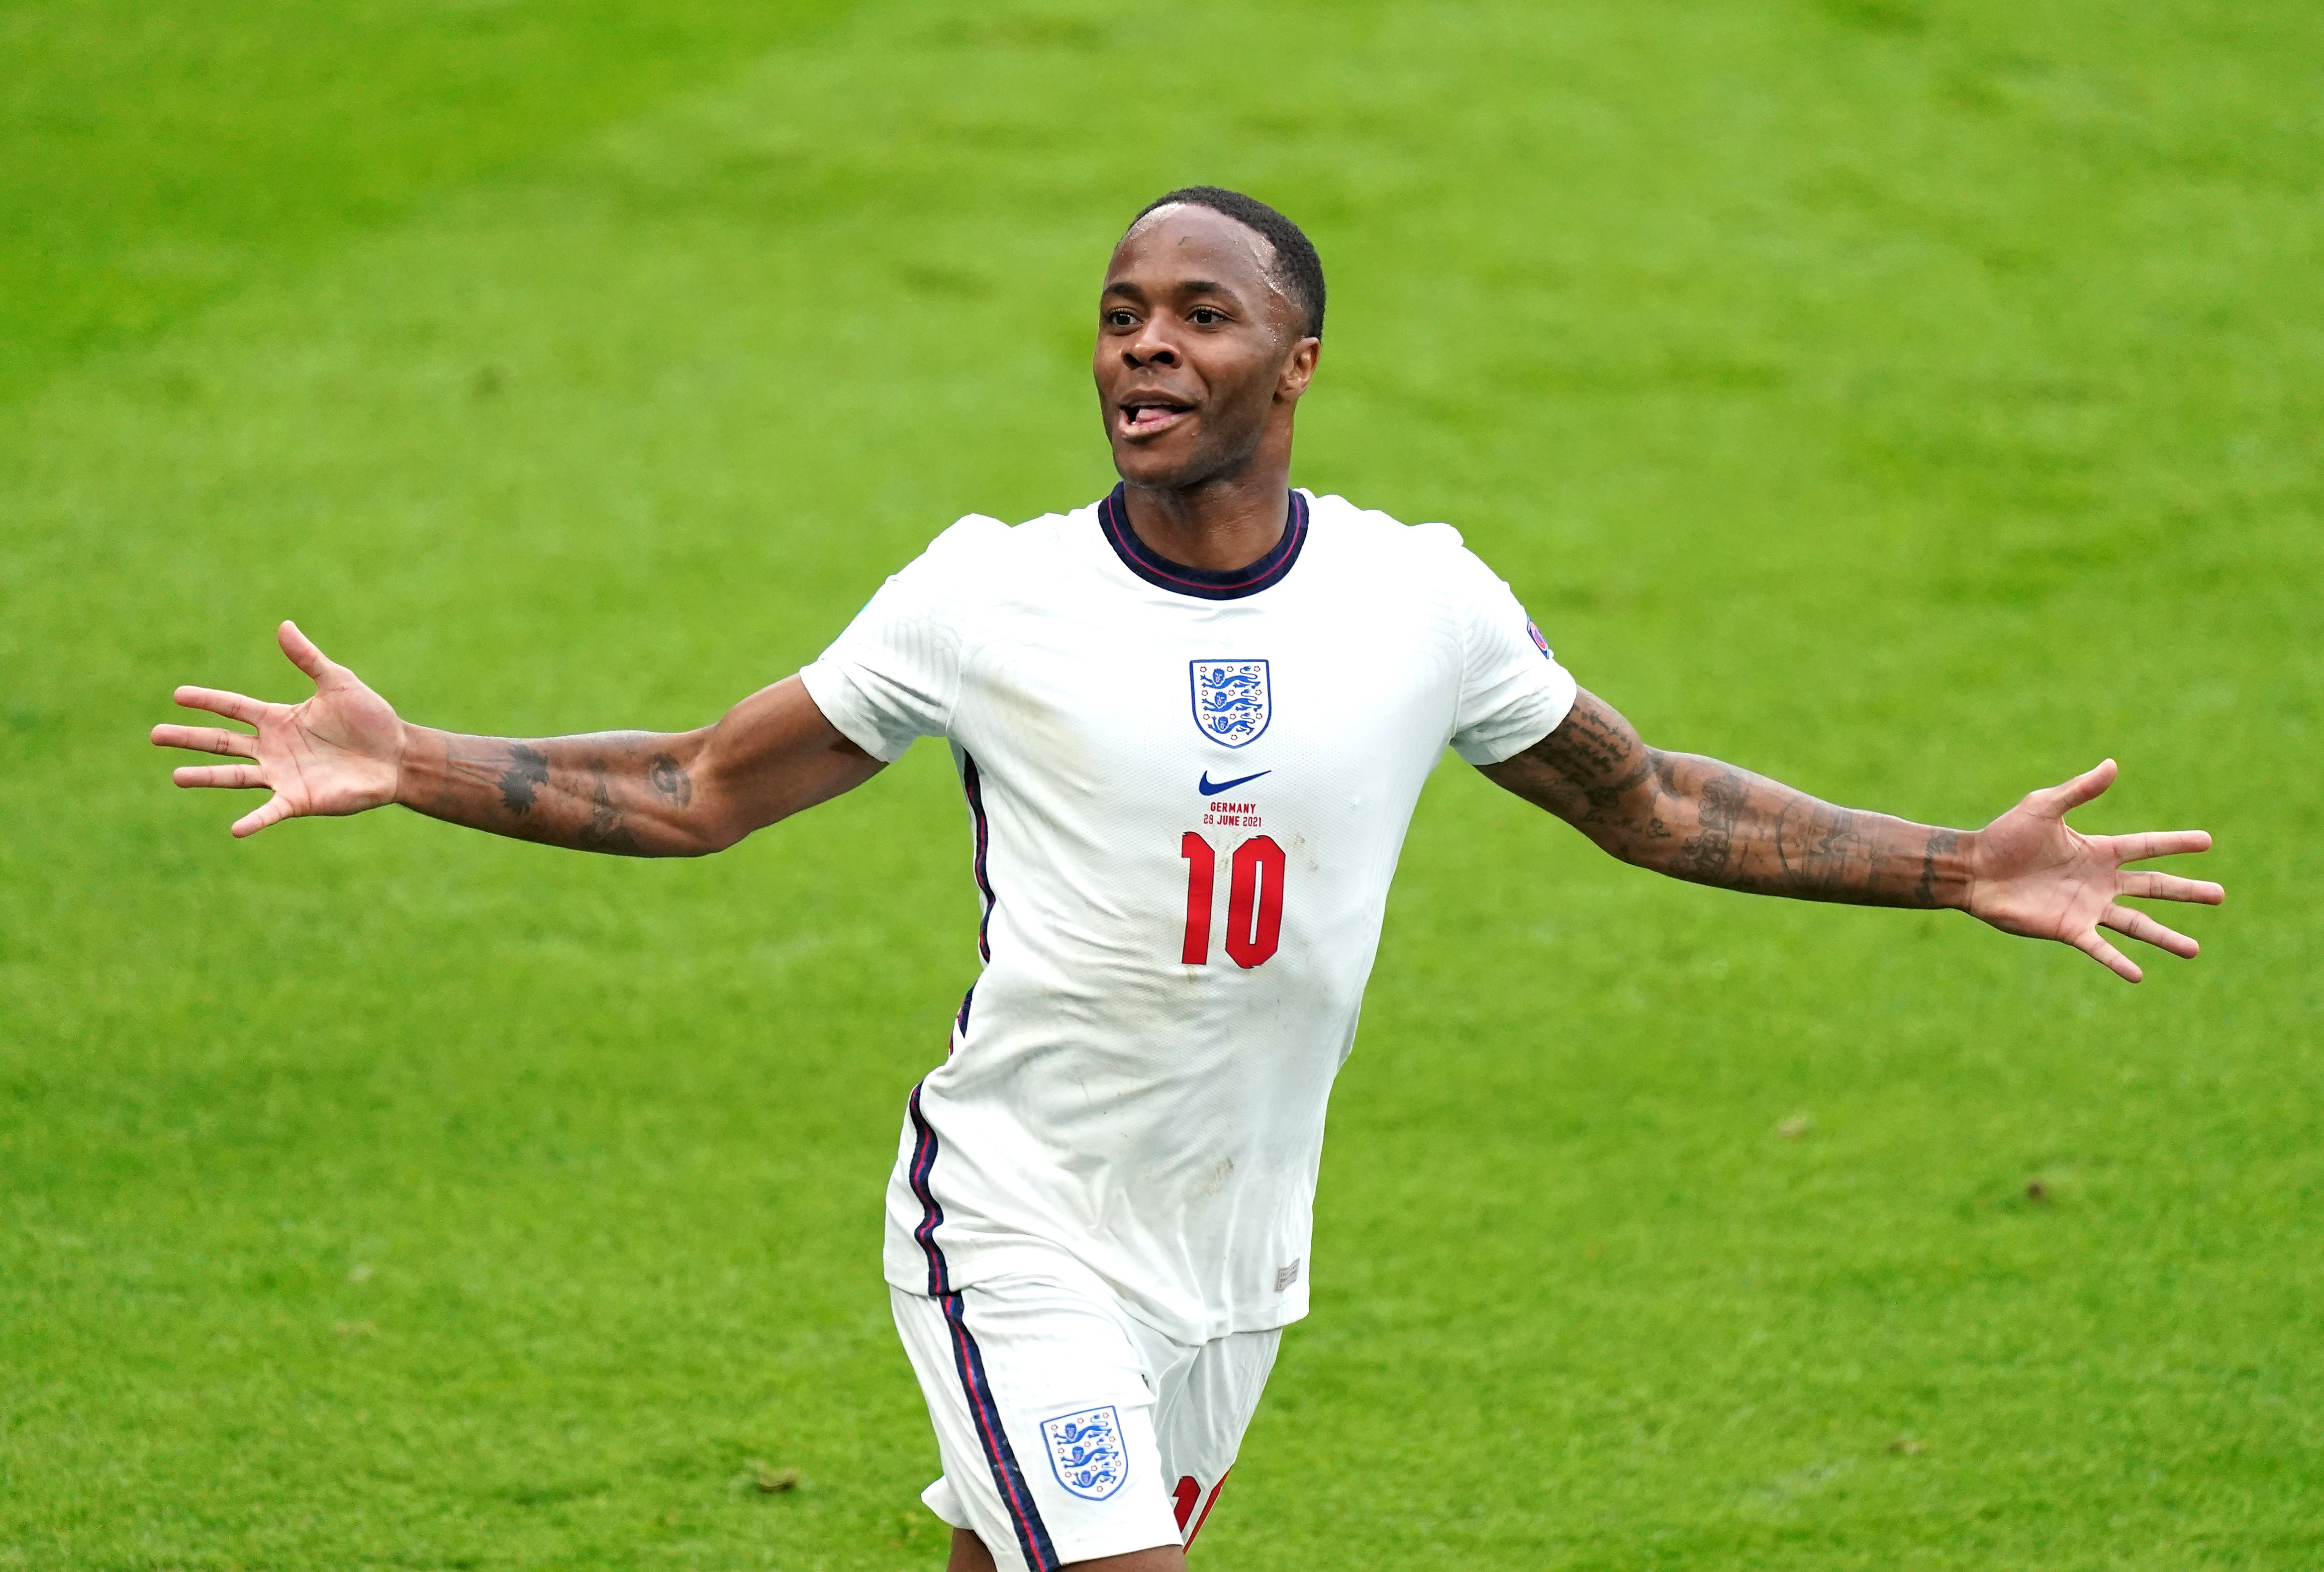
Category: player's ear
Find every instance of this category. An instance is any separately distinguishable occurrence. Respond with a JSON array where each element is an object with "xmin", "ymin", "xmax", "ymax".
[{"xmin": 1276, "ymin": 336, "xmax": 1320, "ymax": 401}]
